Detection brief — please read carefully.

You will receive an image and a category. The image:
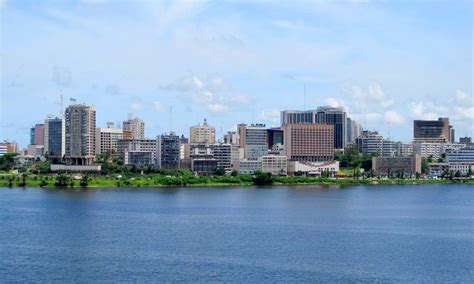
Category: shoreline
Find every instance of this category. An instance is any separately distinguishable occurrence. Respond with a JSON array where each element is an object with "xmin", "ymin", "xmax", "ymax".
[{"xmin": 1, "ymin": 174, "xmax": 472, "ymax": 189}]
